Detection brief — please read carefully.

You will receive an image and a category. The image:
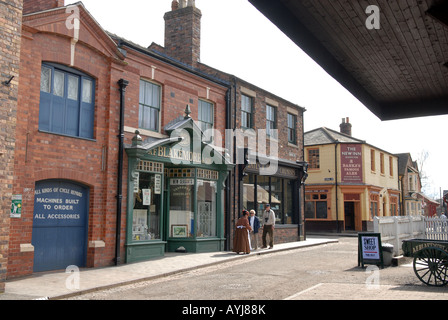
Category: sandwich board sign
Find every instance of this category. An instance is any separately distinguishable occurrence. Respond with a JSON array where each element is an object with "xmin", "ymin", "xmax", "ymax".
[{"xmin": 358, "ymin": 232, "xmax": 384, "ymax": 268}]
